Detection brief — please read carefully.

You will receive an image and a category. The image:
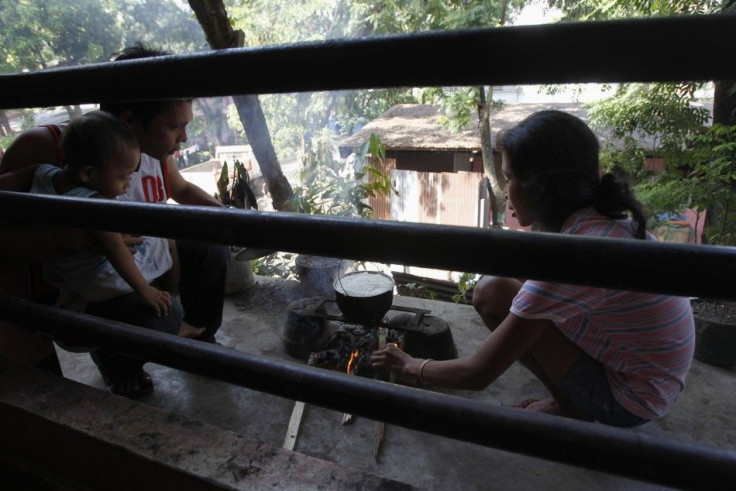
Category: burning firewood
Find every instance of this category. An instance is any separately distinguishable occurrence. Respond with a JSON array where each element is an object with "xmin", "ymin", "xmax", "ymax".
[
  {"xmin": 306, "ymin": 324, "xmax": 404, "ymax": 428},
  {"xmin": 341, "ymin": 347, "xmax": 360, "ymax": 425}
]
